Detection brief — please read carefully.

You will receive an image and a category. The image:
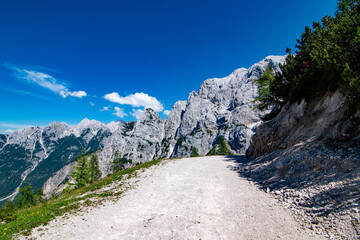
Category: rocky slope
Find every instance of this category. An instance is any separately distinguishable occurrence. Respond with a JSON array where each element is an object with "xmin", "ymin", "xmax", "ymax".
[
  {"xmin": 0, "ymin": 55, "xmax": 285, "ymax": 201},
  {"xmin": 0, "ymin": 119, "xmax": 117, "ymax": 203},
  {"xmin": 165, "ymin": 55, "xmax": 285, "ymax": 158},
  {"xmin": 244, "ymin": 88, "xmax": 360, "ymax": 239}
]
